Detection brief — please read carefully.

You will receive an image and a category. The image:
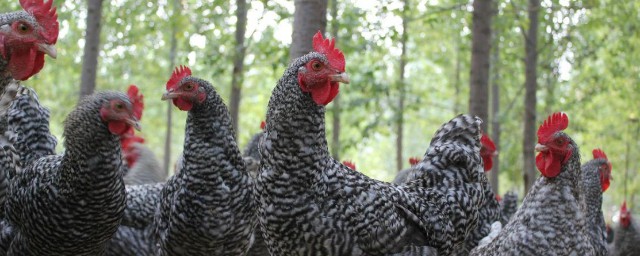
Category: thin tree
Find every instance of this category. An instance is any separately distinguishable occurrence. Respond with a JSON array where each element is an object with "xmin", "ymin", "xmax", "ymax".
[
  {"xmin": 229, "ymin": 0, "xmax": 248, "ymax": 136},
  {"xmin": 289, "ymin": 0, "xmax": 328, "ymax": 60},
  {"xmin": 164, "ymin": 0, "xmax": 181, "ymax": 176},
  {"xmin": 396, "ymin": 0, "xmax": 409, "ymax": 172},
  {"xmin": 489, "ymin": 22, "xmax": 501, "ymax": 194},
  {"xmin": 523, "ymin": 0, "xmax": 540, "ymax": 193},
  {"xmin": 468, "ymin": 0, "xmax": 493, "ymax": 131},
  {"xmin": 79, "ymin": 0, "xmax": 104, "ymax": 100},
  {"xmin": 329, "ymin": 0, "xmax": 340, "ymax": 160}
]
